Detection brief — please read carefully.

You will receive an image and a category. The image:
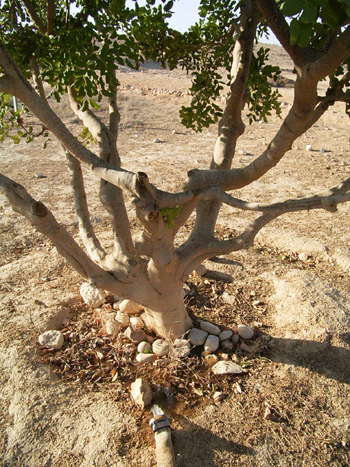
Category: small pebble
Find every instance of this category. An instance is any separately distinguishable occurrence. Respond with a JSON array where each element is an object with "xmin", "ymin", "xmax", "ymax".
[
  {"xmin": 211, "ymin": 361, "xmax": 244, "ymax": 375},
  {"xmin": 137, "ymin": 341, "xmax": 152, "ymax": 353},
  {"xmin": 204, "ymin": 335, "xmax": 219, "ymax": 353},
  {"xmin": 153, "ymin": 138, "xmax": 161, "ymax": 143},
  {"xmin": 105, "ymin": 319, "xmax": 120, "ymax": 337},
  {"xmin": 152, "ymin": 339, "xmax": 170, "ymax": 357},
  {"xmin": 222, "ymin": 340, "xmax": 234, "ymax": 351},
  {"xmin": 119, "ymin": 299, "xmax": 143, "ymax": 315},
  {"xmin": 115, "ymin": 311, "xmax": 130, "ymax": 327},
  {"xmin": 219, "ymin": 330, "xmax": 233, "ymax": 341},
  {"xmin": 136, "ymin": 353, "xmax": 157, "ymax": 364},
  {"xmin": 130, "ymin": 378, "xmax": 153, "ymax": 409},
  {"xmin": 200, "ymin": 321, "xmax": 221, "ymax": 335},
  {"xmin": 80, "ymin": 283, "xmax": 106, "ymax": 308},
  {"xmin": 188, "ymin": 328, "xmax": 208, "ymax": 346},
  {"xmin": 124, "ymin": 326, "xmax": 148, "ymax": 344},
  {"xmin": 130, "ymin": 316, "xmax": 144, "ymax": 330},
  {"xmin": 38, "ymin": 330, "xmax": 64, "ymax": 350},
  {"xmin": 237, "ymin": 324, "xmax": 254, "ymax": 340}
]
